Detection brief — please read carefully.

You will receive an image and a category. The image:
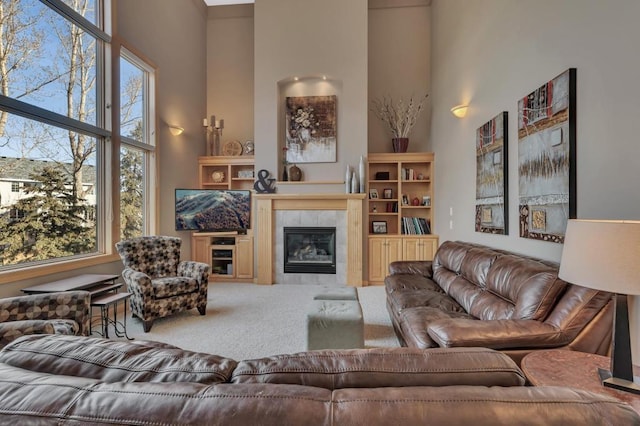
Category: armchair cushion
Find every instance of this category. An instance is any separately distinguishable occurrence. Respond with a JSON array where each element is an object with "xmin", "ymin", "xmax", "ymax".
[
  {"xmin": 153, "ymin": 277, "xmax": 198, "ymax": 299},
  {"xmin": 0, "ymin": 291, "xmax": 90, "ymax": 348}
]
